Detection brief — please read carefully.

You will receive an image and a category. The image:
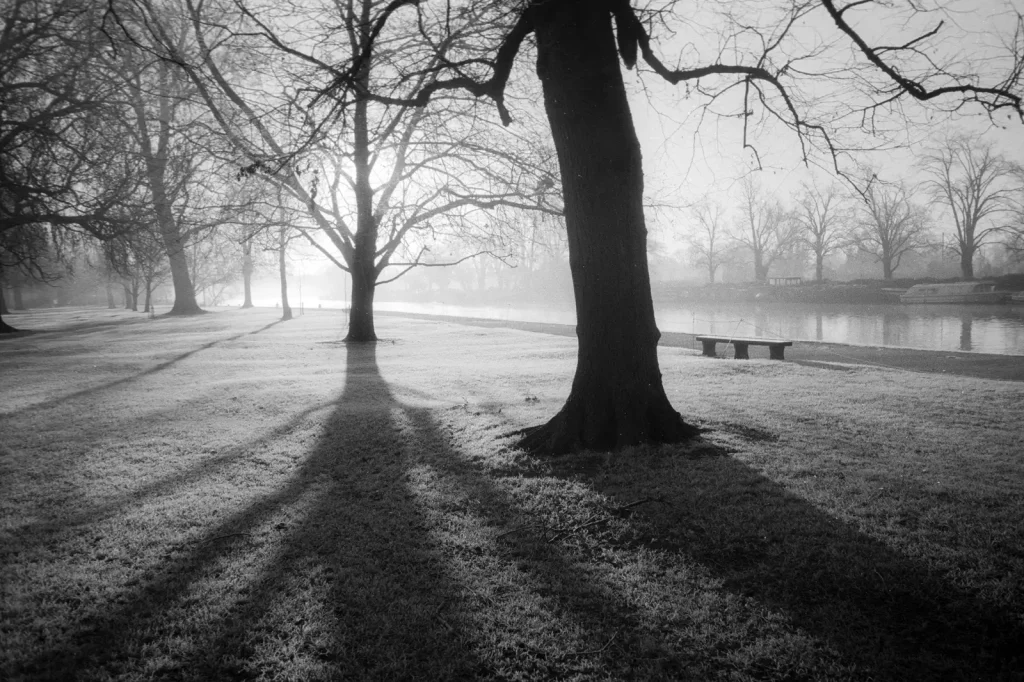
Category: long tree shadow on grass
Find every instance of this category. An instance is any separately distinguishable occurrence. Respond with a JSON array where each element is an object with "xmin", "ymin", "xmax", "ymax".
[
  {"xmin": 14, "ymin": 344, "xmax": 684, "ymax": 680},
  {"xmin": 13, "ymin": 343, "xmax": 494, "ymax": 679},
  {"xmin": 171, "ymin": 346, "xmax": 696, "ymax": 680},
  {"xmin": 0, "ymin": 318, "xmax": 286, "ymax": 419},
  {"xmin": 550, "ymin": 436, "xmax": 1024, "ymax": 681}
]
